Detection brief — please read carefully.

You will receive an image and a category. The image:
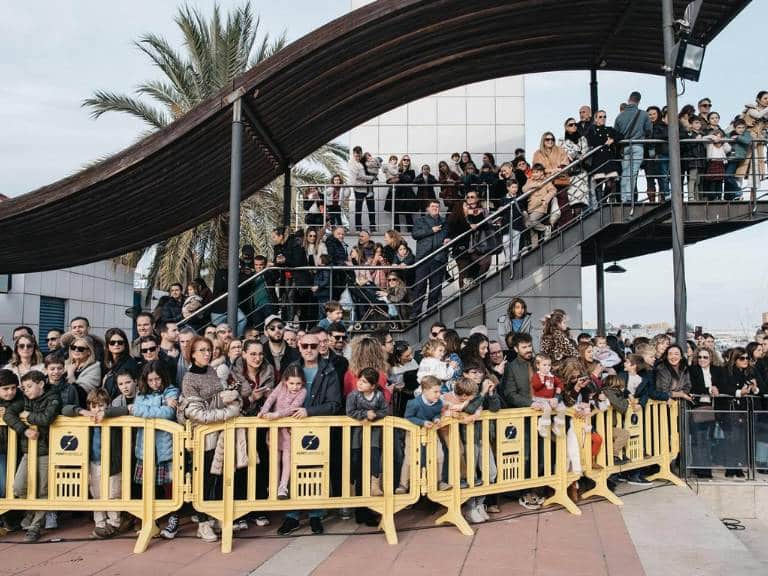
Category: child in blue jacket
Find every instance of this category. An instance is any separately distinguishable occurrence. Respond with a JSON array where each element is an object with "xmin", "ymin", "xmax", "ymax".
[{"xmin": 133, "ymin": 360, "xmax": 180, "ymax": 539}]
